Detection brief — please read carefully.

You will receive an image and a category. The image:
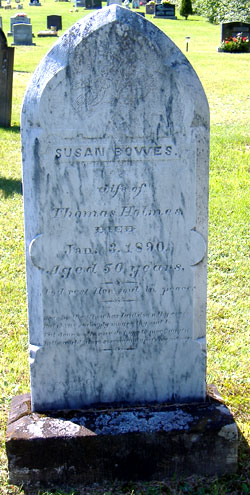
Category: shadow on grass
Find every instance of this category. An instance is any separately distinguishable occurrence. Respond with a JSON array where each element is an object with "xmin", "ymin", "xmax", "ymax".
[
  {"xmin": 0, "ymin": 176, "xmax": 22, "ymax": 197},
  {"xmin": 176, "ymin": 18, "xmax": 202, "ymax": 21},
  {"xmin": 0, "ymin": 124, "xmax": 20, "ymax": 133}
]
